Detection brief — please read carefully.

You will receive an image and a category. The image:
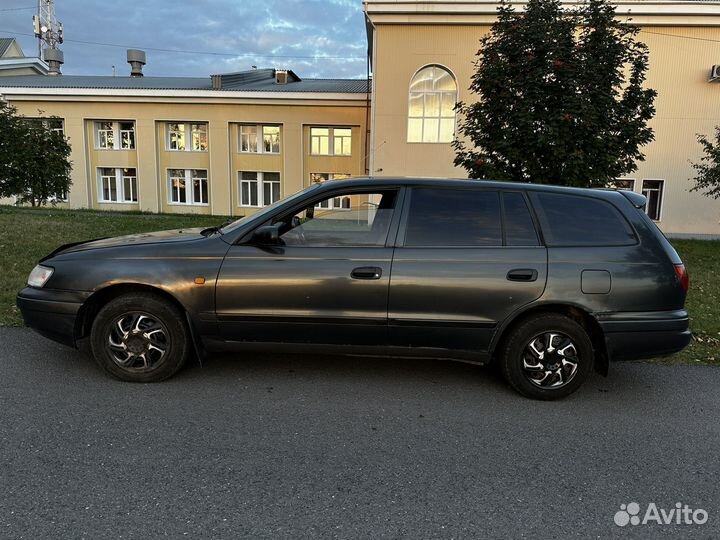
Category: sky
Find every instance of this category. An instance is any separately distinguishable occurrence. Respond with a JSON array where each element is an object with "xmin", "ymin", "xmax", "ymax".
[{"xmin": 0, "ymin": 0, "xmax": 368, "ymax": 79}]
